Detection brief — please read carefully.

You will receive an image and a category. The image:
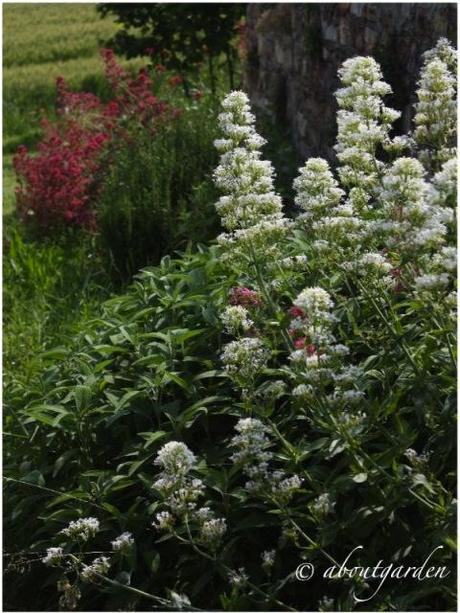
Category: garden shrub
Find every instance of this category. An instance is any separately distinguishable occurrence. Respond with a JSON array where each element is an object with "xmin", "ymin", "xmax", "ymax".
[
  {"xmin": 12, "ymin": 50, "xmax": 220, "ymax": 276},
  {"xmin": 96, "ymin": 96, "xmax": 220, "ymax": 280},
  {"xmin": 4, "ymin": 39, "xmax": 457, "ymax": 612}
]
